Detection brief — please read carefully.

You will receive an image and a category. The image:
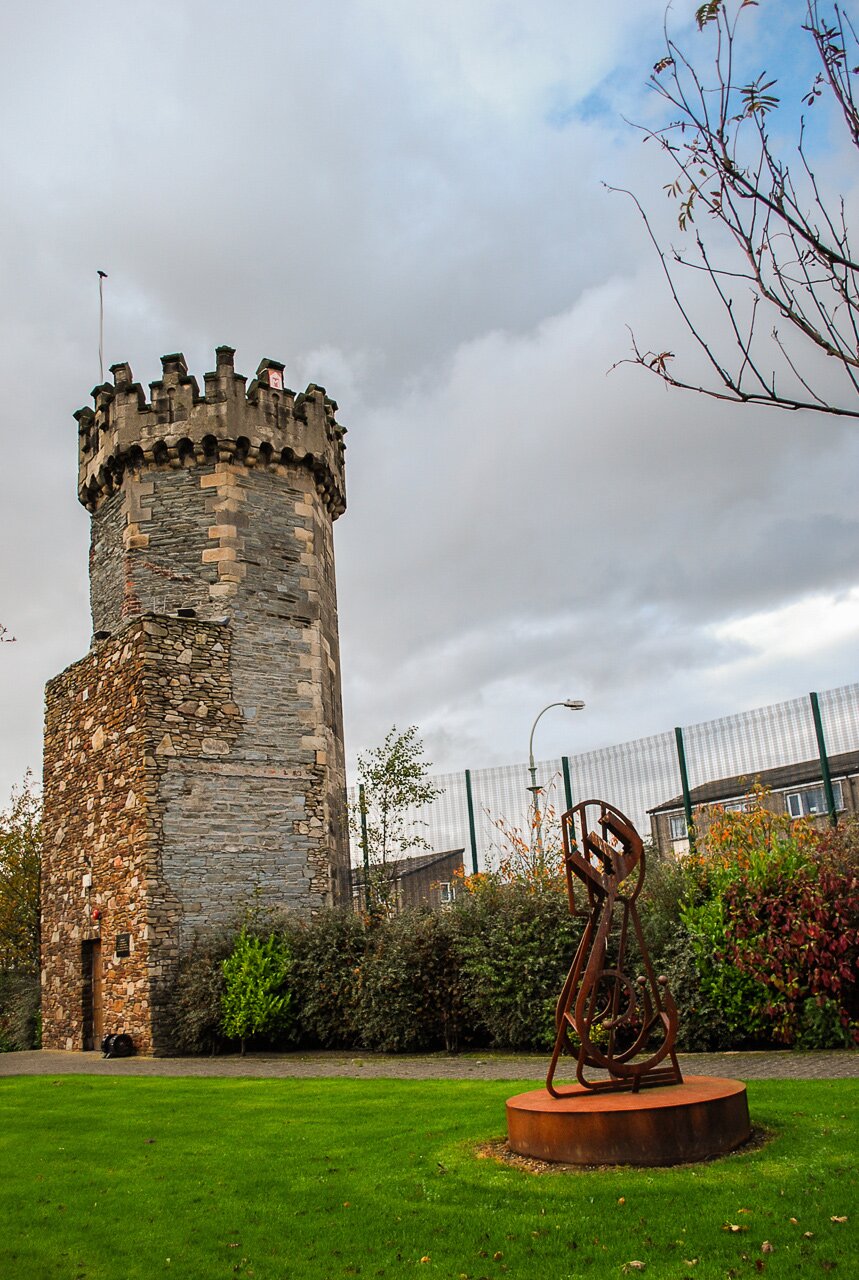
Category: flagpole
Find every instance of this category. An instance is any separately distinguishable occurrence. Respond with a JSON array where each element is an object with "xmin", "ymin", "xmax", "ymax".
[{"xmin": 98, "ymin": 270, "xmax": 108, "ymax": 382}]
